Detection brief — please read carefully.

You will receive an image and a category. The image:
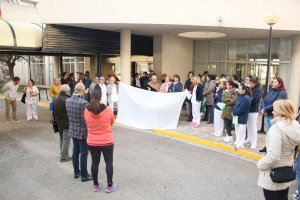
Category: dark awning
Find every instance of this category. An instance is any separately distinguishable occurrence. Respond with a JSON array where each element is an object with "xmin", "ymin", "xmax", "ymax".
[{"xmin": 42, "ymin": 24, "xmax": 153, "ymax": 56}]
